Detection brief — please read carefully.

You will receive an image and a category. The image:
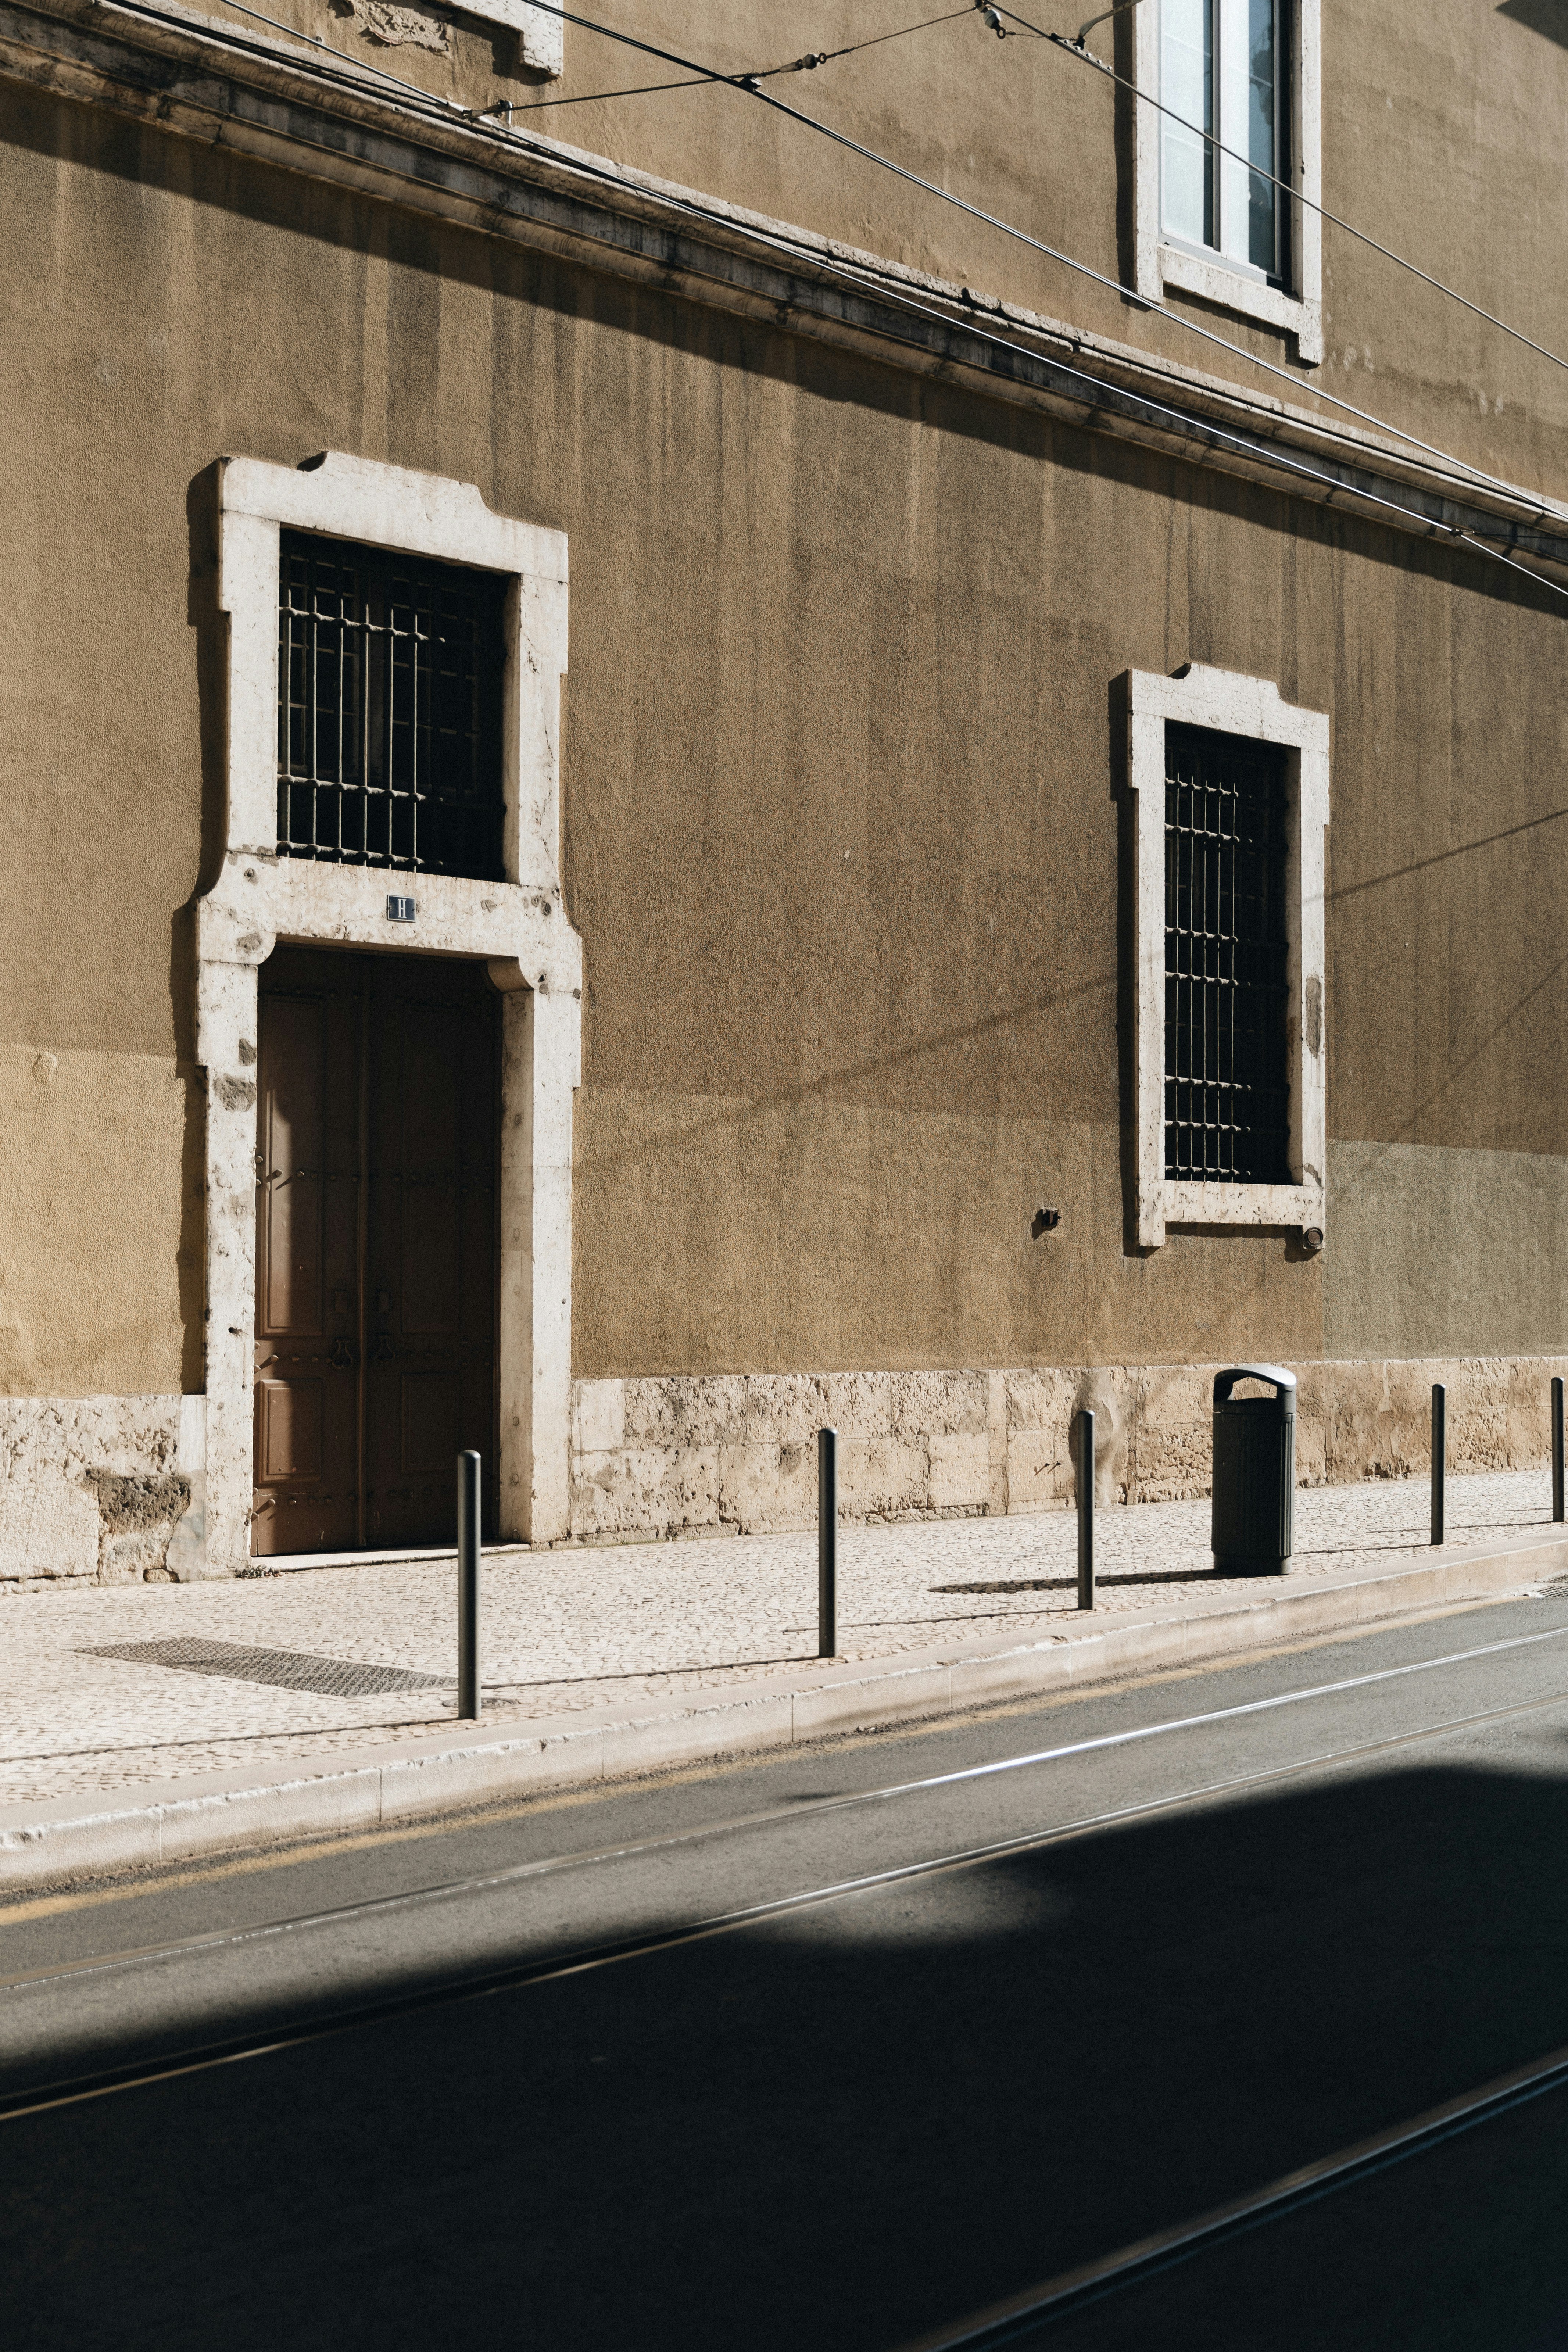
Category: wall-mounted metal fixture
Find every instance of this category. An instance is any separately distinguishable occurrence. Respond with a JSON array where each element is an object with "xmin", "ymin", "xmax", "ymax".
[
  {"xmin": 1031, "ymin": 1206, "xmax": 1062, "ymax": 1239},
  {"xmin": 1302, "ymin": 1226, "xmax": 1325, "ymax": 1254}
]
